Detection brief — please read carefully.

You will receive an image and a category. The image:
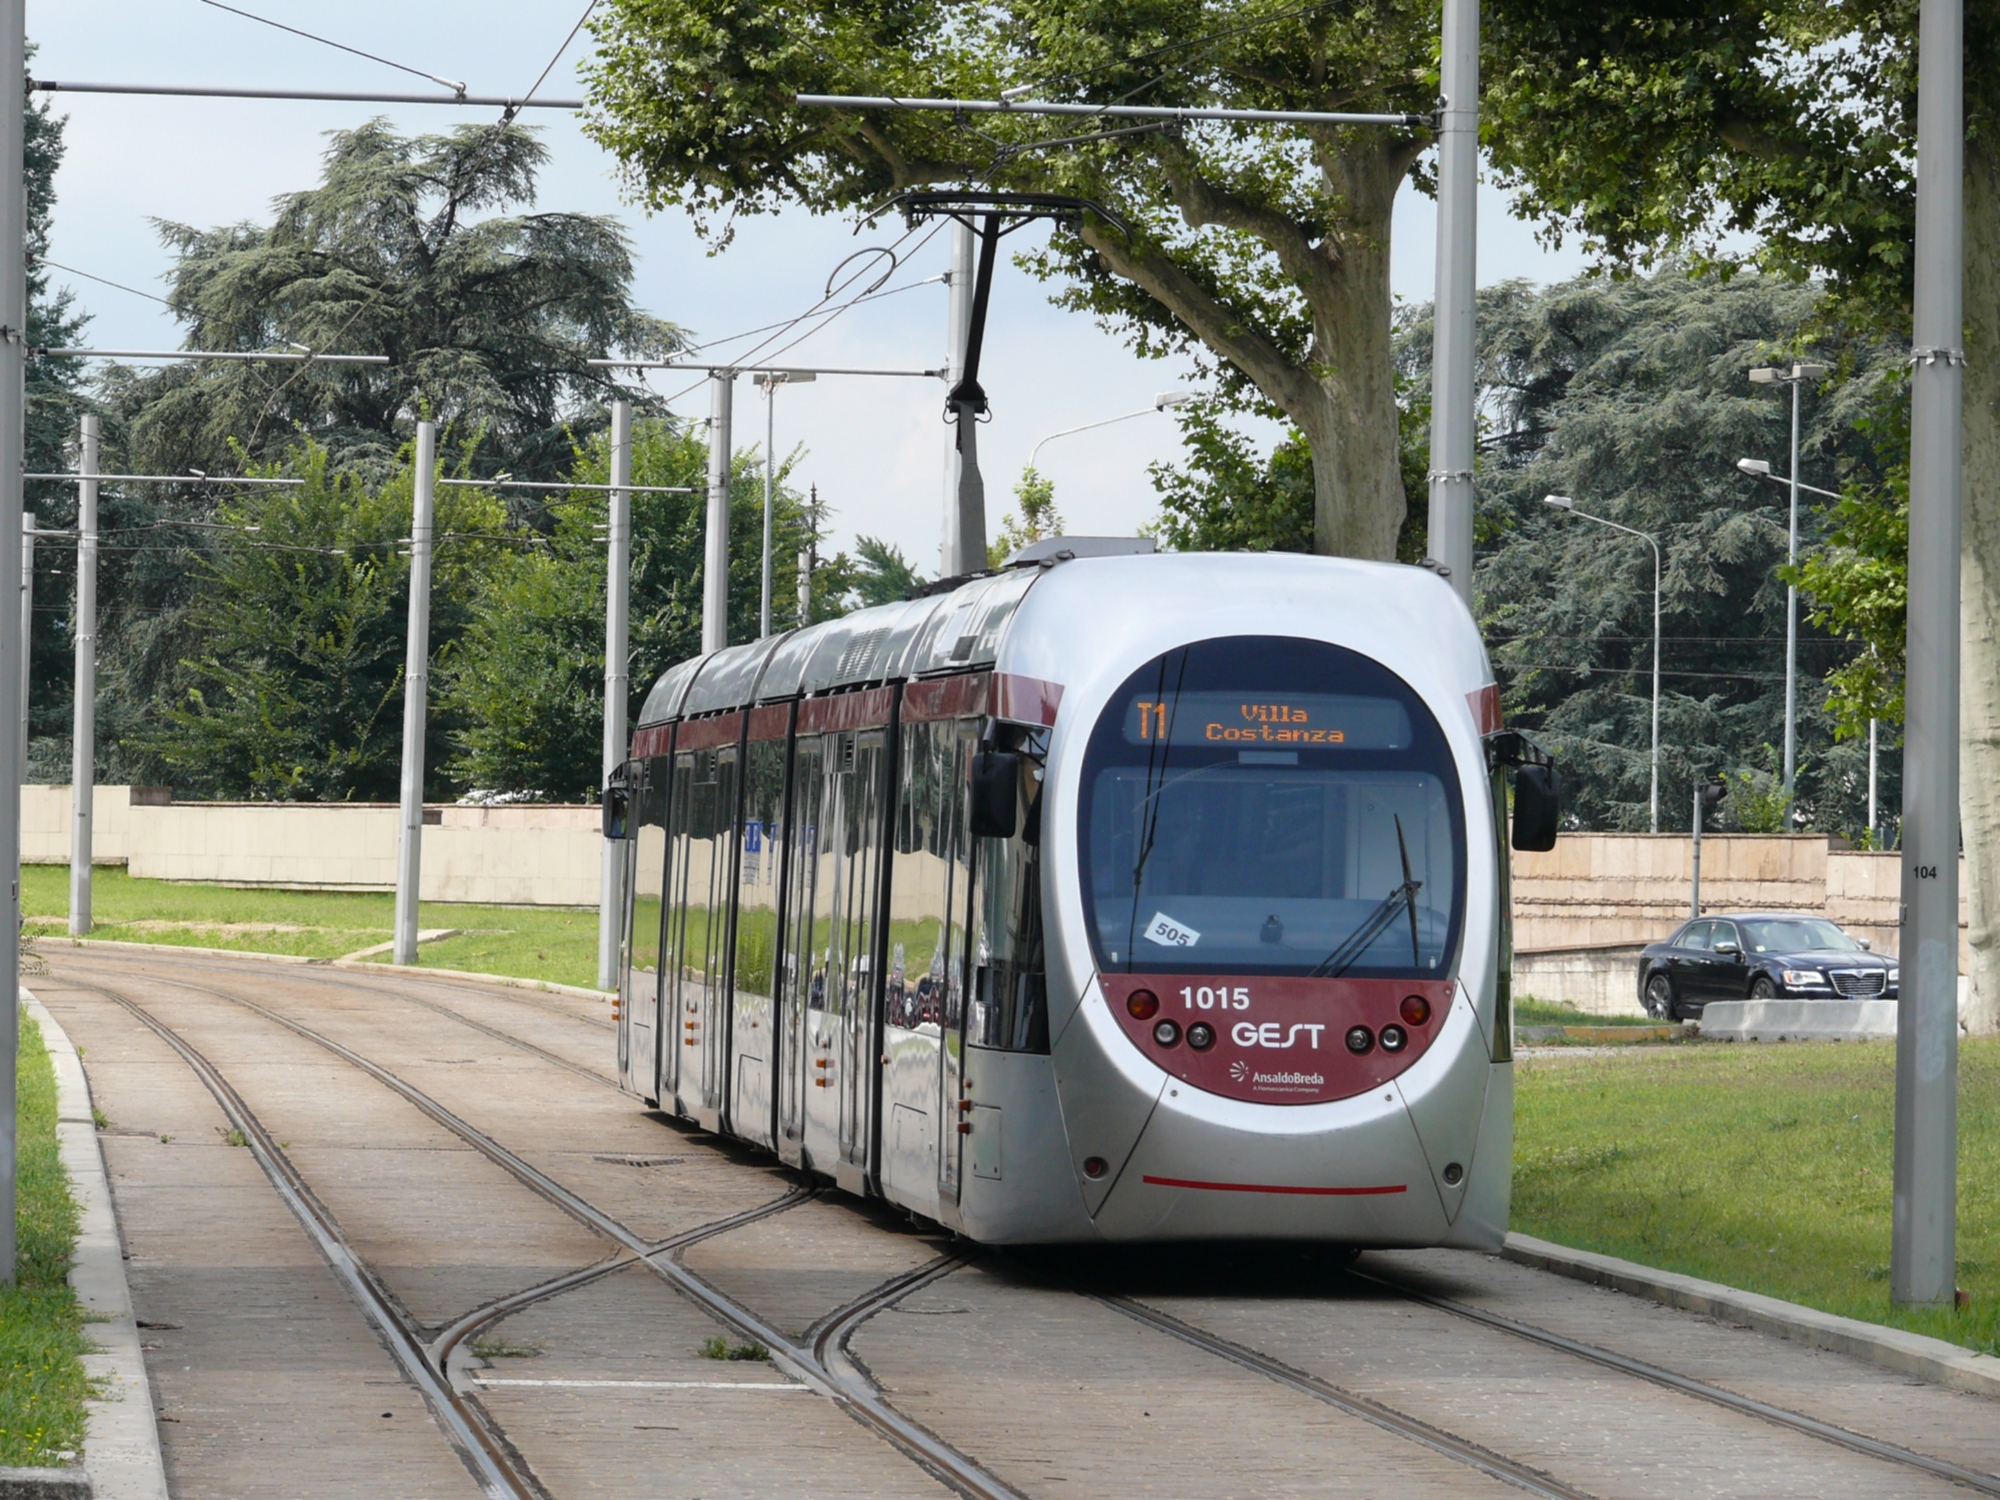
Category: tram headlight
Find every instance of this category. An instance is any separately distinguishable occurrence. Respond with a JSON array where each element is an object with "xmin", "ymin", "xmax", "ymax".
[
  {"xmin": 1345, "ymin": 1025, "xmax": 1375, "ymax": 1055},
  {"xmin": 1186, "ymin": 1022, "xmax": 1216, "ymax": 1051},
  {"xmin": 1399, "ymin": 994, "xmax": 1432, "ymax": 1027},
  {"xmin": 1152, "ymin": 1019, "xmax": 1182, "ymax": 1048},
  {"xmin": 1127, "ymin": 988, "xmax": 1160, "ymax": 1020},
  {"xmin": 1379, "ymin": 1024, "xmax": 1408, "ymax": 1053}
]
